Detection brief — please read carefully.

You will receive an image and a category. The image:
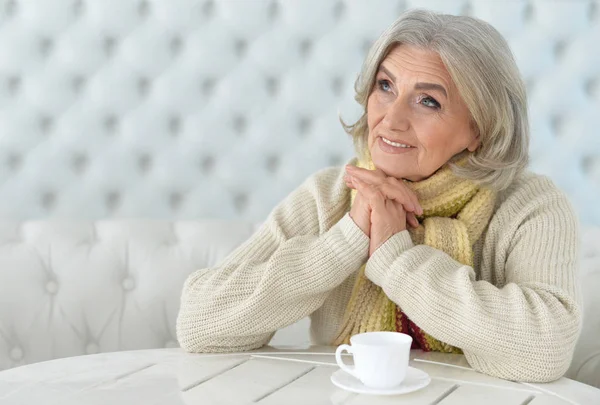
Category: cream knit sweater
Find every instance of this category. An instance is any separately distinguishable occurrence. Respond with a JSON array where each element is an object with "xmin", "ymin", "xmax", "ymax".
[{"xmin": 176, "ymin": 157, "xmax": 583, "ymax": 383}]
